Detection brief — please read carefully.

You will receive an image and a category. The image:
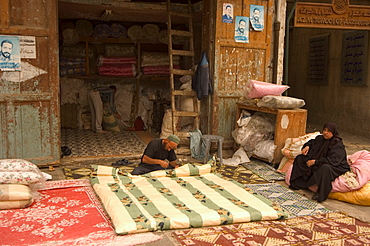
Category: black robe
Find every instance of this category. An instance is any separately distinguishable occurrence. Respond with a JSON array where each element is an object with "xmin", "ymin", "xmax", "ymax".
[{"xmin": 290, "ymin": 135, "xmax": 350, "ymax": 202}]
